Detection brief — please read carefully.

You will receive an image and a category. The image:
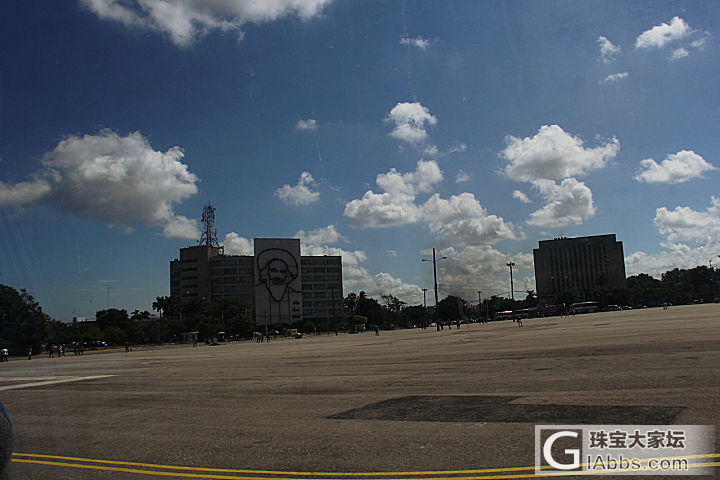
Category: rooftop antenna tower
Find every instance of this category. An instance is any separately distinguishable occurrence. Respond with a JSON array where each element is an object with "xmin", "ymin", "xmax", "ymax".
[{"xmin": 199, "ymin": 203, "xmax": 219, "ymax": 247}]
